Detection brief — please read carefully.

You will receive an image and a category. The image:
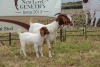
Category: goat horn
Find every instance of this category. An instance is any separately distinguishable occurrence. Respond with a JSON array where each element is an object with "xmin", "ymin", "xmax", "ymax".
[{"xmin": 54, "ymin": 13, "xmax": 61, "ymax": 16}]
